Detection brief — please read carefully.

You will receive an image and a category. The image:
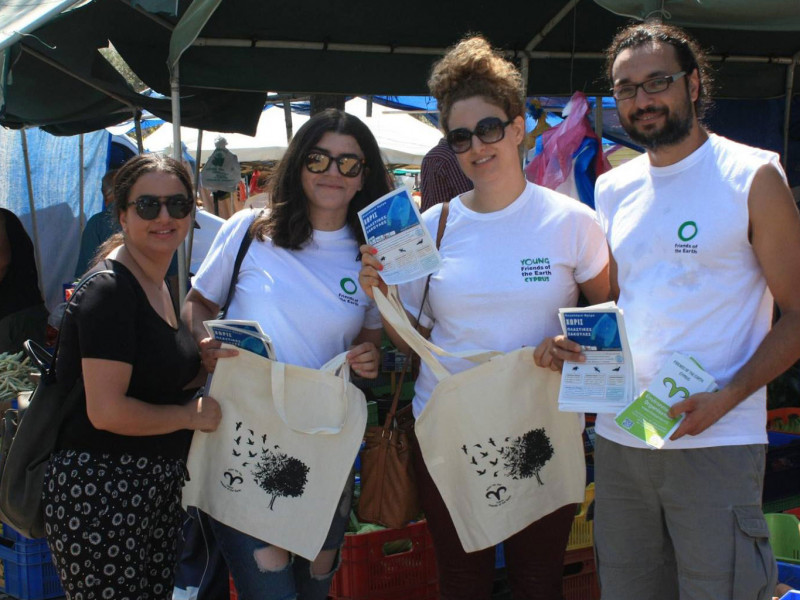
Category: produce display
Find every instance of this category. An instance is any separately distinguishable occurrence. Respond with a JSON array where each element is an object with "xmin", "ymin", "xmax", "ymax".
[{"xmin": 0, "ymin": 350, "xmax": 35, "ymax": 399}]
